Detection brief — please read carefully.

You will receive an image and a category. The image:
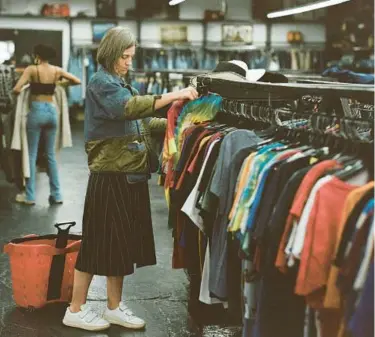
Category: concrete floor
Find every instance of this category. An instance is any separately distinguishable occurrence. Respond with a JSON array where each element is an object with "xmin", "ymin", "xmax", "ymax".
[{"xmin": 0, "ymin": 122, "xmax": 242, "ymax": 337}]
